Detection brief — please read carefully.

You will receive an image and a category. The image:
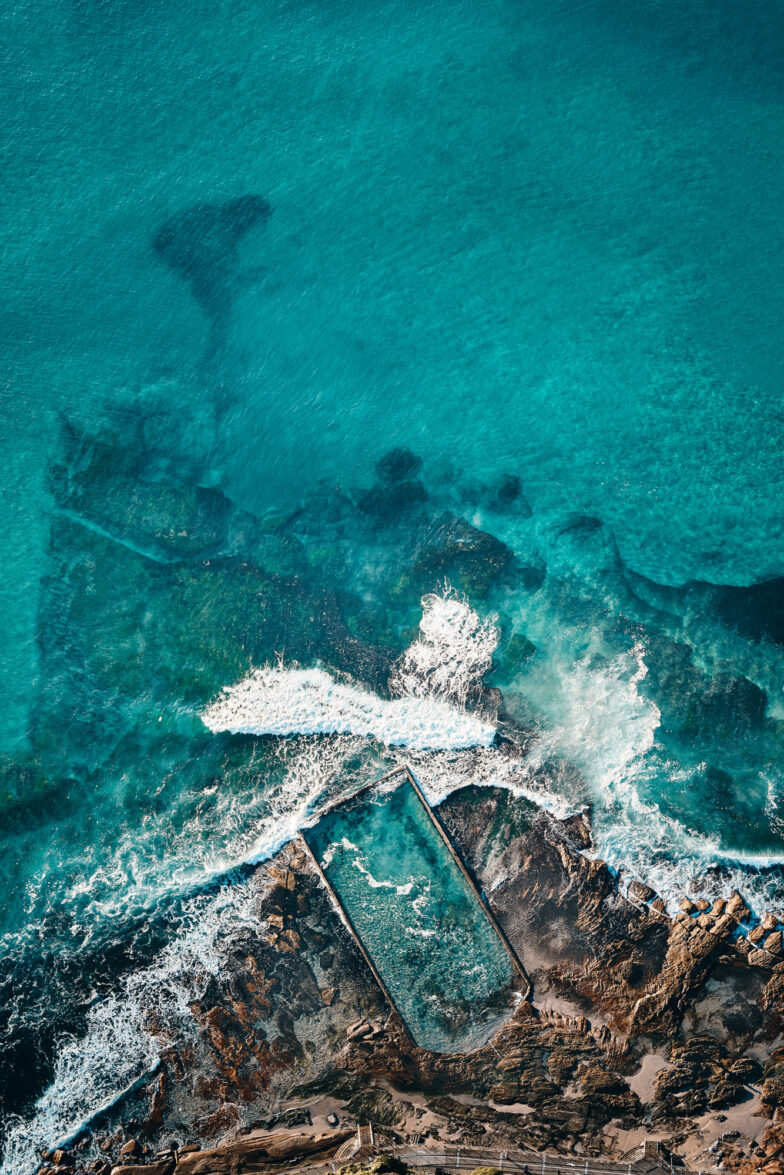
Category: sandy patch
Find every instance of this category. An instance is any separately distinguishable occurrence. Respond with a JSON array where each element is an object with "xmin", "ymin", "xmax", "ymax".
[{"xmin": 627, "ymin": 1053, "xmax": 673, "ymax": 1103}]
